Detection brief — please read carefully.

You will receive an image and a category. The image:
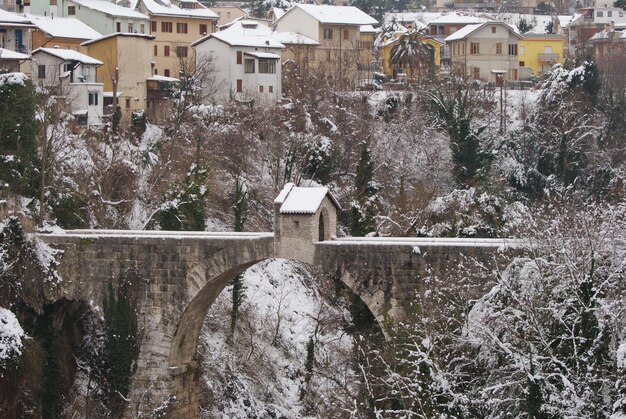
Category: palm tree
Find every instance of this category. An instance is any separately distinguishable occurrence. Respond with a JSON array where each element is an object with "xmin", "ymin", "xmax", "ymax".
[{"xmin": 390, "ymin": 28, "xmax": 435, "ymax": 82}]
